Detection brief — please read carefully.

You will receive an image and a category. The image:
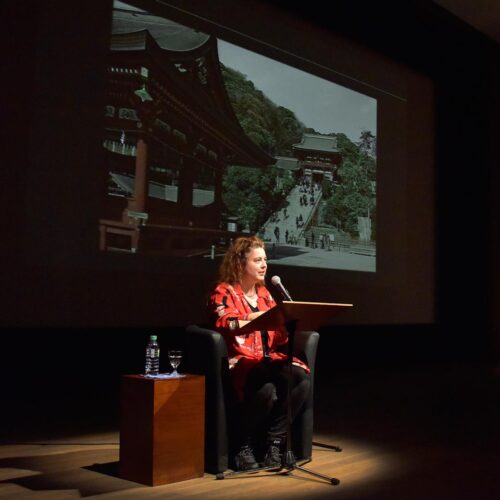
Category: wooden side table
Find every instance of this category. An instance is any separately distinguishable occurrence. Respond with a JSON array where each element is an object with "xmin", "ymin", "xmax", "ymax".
[{"xmin": 119, "ymin": 374, "xmax": 205, "ymax": 486}]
